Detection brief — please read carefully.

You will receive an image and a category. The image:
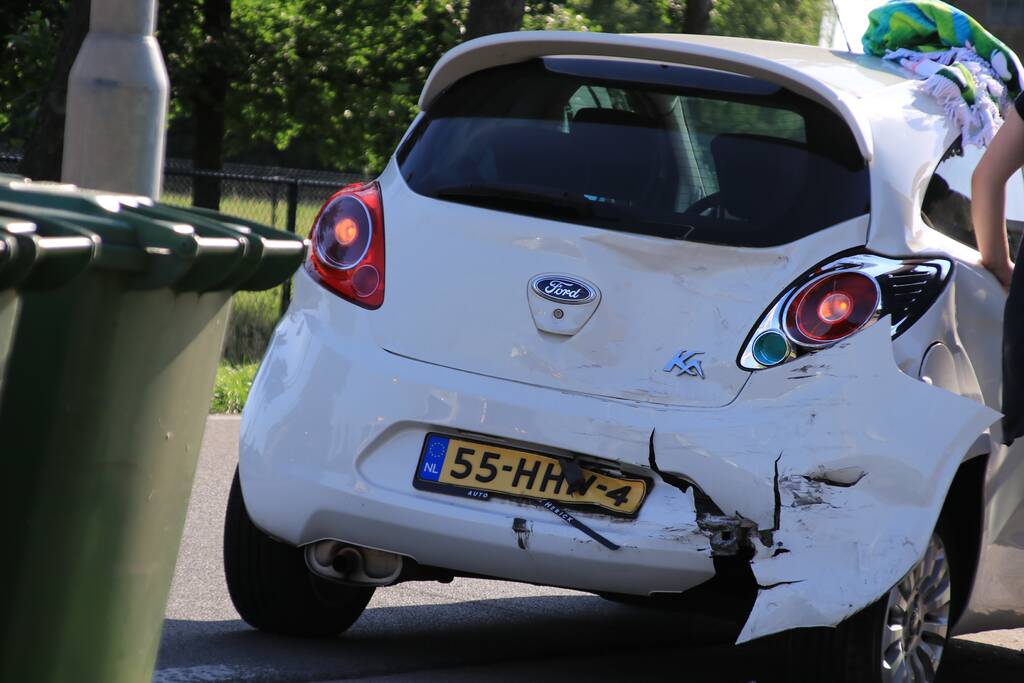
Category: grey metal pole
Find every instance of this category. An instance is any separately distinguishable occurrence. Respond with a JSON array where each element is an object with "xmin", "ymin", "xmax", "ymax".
[{"xmin": 61, "ymin": 0, "xmax": 169, "ymax": 199}]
